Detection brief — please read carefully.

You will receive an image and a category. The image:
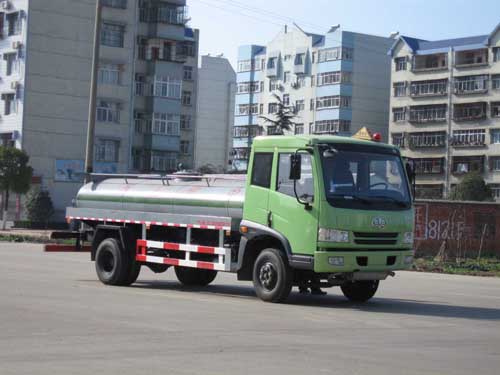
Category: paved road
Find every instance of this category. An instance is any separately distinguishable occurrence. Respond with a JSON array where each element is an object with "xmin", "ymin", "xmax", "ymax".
[{"xmin": 1, "ymin": 243, "xmax": 499, "ymax": 375}]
